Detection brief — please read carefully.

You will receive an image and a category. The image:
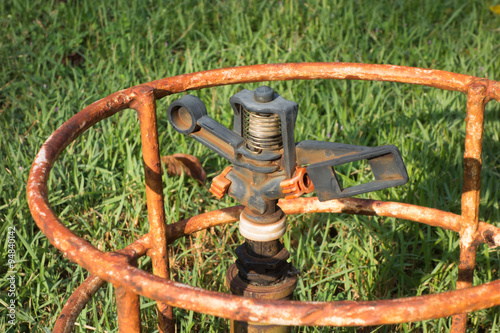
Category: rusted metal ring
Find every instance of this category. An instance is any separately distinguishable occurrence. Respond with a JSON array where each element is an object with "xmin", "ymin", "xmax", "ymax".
[{"xmin": 28, "ymin": 63, "xmax": 500, "ymax": 327}]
